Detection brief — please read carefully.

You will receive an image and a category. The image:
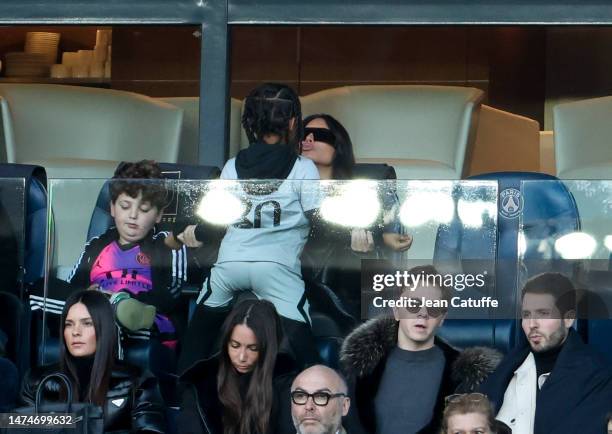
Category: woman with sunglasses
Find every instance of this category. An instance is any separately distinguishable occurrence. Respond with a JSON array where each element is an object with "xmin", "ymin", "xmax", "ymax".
[
  {"xmin": 301, "ymin": 113, "xmax": 413, "ymax": 252},
  {"xmin": 178, "ymin": 298, "xmax": 296, "ymax": 434},
  {"xmin": 441, "ymin": 393, "xmax": 511, "ymax": 434},
  {"xmin": 300, "ymin": 114, "xmax": 413, "ymax": 321},
  {"xmin": 19, "ymin": 290, "xmax": 167, "ymax": 433}
]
